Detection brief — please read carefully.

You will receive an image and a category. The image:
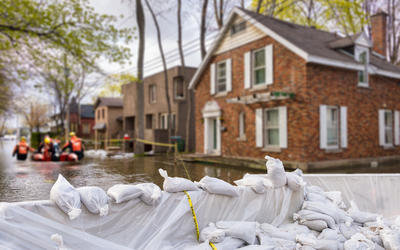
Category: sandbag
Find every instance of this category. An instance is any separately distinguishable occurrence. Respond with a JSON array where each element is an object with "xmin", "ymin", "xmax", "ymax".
[
  {"xmin": 296, "ymin": 233, "xmax": 317, "ymax": 246},
  {"xmin": 294, "ymin": 210, "xmax": 336, "ymax": 229},
  {"xmin": 216, "ymin": 221, "xmax": 257, "ymax": 244},
  {"xmin": 214, "ymin": 237, "xmax": 245, "ymax": 250},
  {"xmin": 77, "ymin": 186, "xmax": 109, "ymax": 216},
  {"xmin": 339, "ymin": 223, "xmax": 360, "ymax": 240},
  {"xmin": 302, "ymin": 201, "xmax": 352, "ymax": 225},
  {"xmin": 234, "ymin": 175, "xmax": 265, "ymax": 194},
  {"xmin": 265, "ymin": 156, "xmax": 287, "ymax": 188},
  {"xmin": 159, "ymin": 169, "xmax": 199, "ymax": 193},
  {"xmin": 314, "ymin": 239, "xmax": 340, "ymax": 250},
  {"xmin": 107, "ymin": 184, "xmax": 143, "ymax": 203},
  {"xmin": 324, "ymin": 191, "xmax": 346, "ymax": 209},
  {"xmin": 50, "ymin": 174, "xmax": 81, "ymax": 220},
  {"xmin": 286, "ymin": 172, "xmax": 306, "ymax": 191},
  {"xmin": 279, "ymin": 223, "xmax": 311, "ymax": 235},
  {"xmin": 347, "ymin": 201, "xmax": 379, "ymax": 224},
  {"xmin": 136, "ymin": 183, "xmax": 162, "ymax": 206},
  {"xmin": 200, "ymin": 223, "xmax": 226, "ymax": 243},
  {"xmin": 343, "ymin": 233, "xmax": 375, "ymax": 250},
  {"xmin": 259, "ymin": 223, "xmax": 296, "ymax": 241},
  {"xmin": 299, "ymin": 220, "xmax": 328, "ymax": 232},
  {"xmin": 317, "ymin": 228, "xmax": 344, "ymax": 242},
  {"xmin": 380, "ymin": 227, "xmax": 400, "ymax": 250},
  {"xmin": 197, "ymin": 176, "xmax": 239, "ymax": 197}
]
